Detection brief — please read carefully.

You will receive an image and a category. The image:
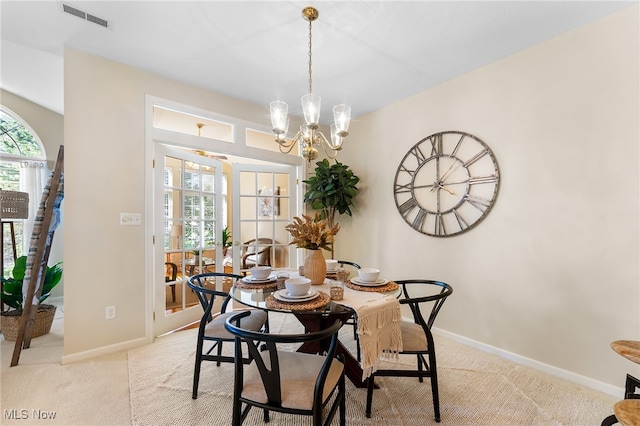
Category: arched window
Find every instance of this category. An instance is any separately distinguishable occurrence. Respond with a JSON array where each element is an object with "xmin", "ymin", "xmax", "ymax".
[{"xmin": 1, "ymin": 106, "xmax": 48, "ymax": 277}]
